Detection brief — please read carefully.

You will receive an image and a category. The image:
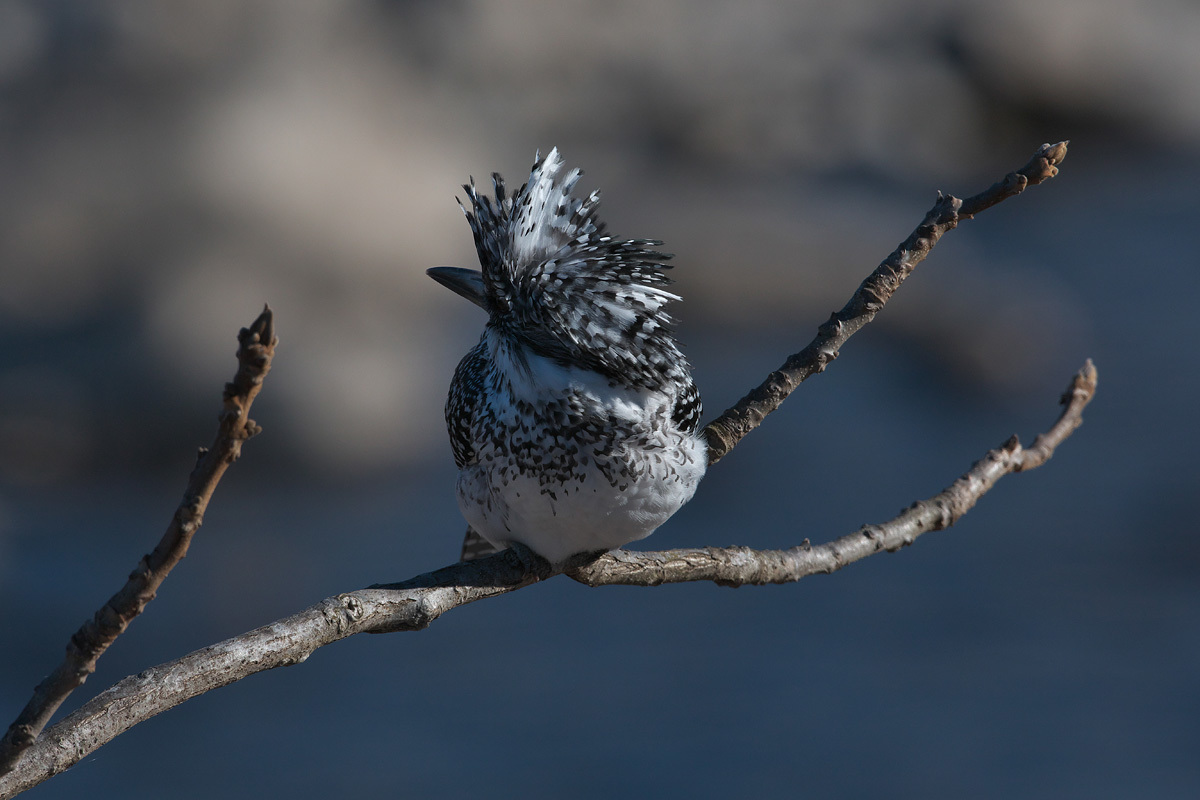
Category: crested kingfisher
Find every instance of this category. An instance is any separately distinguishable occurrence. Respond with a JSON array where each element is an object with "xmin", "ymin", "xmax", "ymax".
[{"xmin": 429, "ymin": 149, "xmax": 706, "ymax": 563}]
